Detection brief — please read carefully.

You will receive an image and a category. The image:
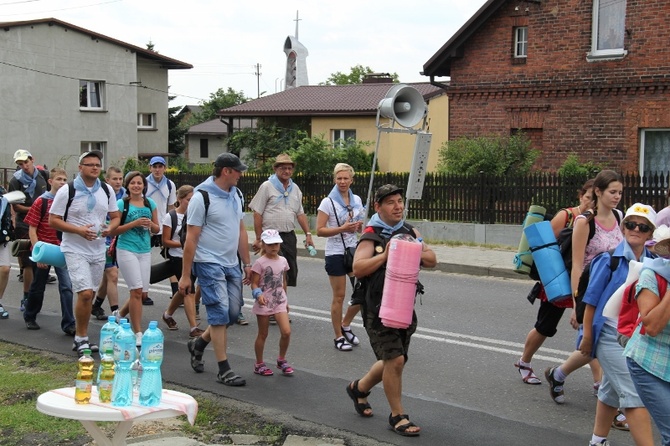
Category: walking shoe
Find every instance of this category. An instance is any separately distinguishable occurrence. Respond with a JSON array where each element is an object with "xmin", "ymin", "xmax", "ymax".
[
  {"xmin": 72, "ymin": 339, "xmax": 91, "ymax": 356},
  {"xmin": 341, "ymin": 326, "xmax": 360, "ymax": 346},
  {"xmin": 236, "ymin": 313, "xmax": 249, "ymax": 325},
  {"xmin": 545, "ymin": 367, "xmax": 565, "ymax": 404},
  {"xmin": 111, "ymin": 309, "xmax": 120, "ymax": 323},
  {"xmin": 589, "ymin": 440, "xmax": 611, "ymax": 446},
  {"xmin": 277, "ymin": 358, "xmax": 294, "ymax": 376},
  {"xmin": 162, "ymin": 313, "xmax": 178, "ymax": 330},
  {"xmin": 0, "ymin": 304, "xmax": 8, "ymax": 319},
  {"xmin": 25, "ymin": 320, "xmax": 40, "ymax": 330},
  {"xmin": 47, "ymin": 274, "xmax": 57, "ymax": 284},
  {"xmin": 217, "ymin": 370, "xmax": 246, "ymax": 386},
  {"xmin": 91, "ymin": 305, "xmax": 106, "ymax": 320},
  {"xmin": 187, "ymin": 337, "xmax": 205, "ymax": 373},
  {"xmin": 142, "ymin": 296, "xmax": 154, "ymax": 306},
  {"xmin": 189, "ymin": 327, "xmax": 205, "ymax": 338},
  {"xmin": 63, "ymin": 325, "xmax": 76, "ymax": 336},
  {"xmin": 254, "ymin": 362, "xmax": 274, "ymax": 376},
  {"xmin": 20, "ymin": 298, "xmax": 26, "ymax": 312}
]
